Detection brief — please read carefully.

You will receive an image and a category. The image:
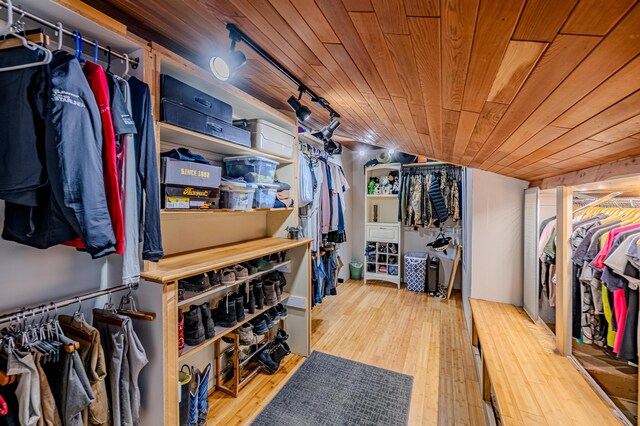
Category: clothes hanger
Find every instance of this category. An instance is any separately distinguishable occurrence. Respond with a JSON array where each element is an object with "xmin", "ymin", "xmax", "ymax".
[
  {"xmin": 92, "ymin": 38, "xmax": 99, "ymax": 63},
  {"xmin": 117, "ymin": 289, "xmax": 156, "ymax": 321},
  {"xmin": 56, "ymin": 22, "xmax": 63, "ymax": 51},
  {"xmin": 122, "ymin": 52, "xmax": 130, "ymax": 78},
  {"xmin": 74, "ymin": 31, "xmax": 85, "ymax": 63},
  {"xmin": 105, "ymin": 45, "xmax": 112, "ymax": 73},
  {"xmin": 0, "ymin": 0, "xmax": 52, "ymax": 72}
]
